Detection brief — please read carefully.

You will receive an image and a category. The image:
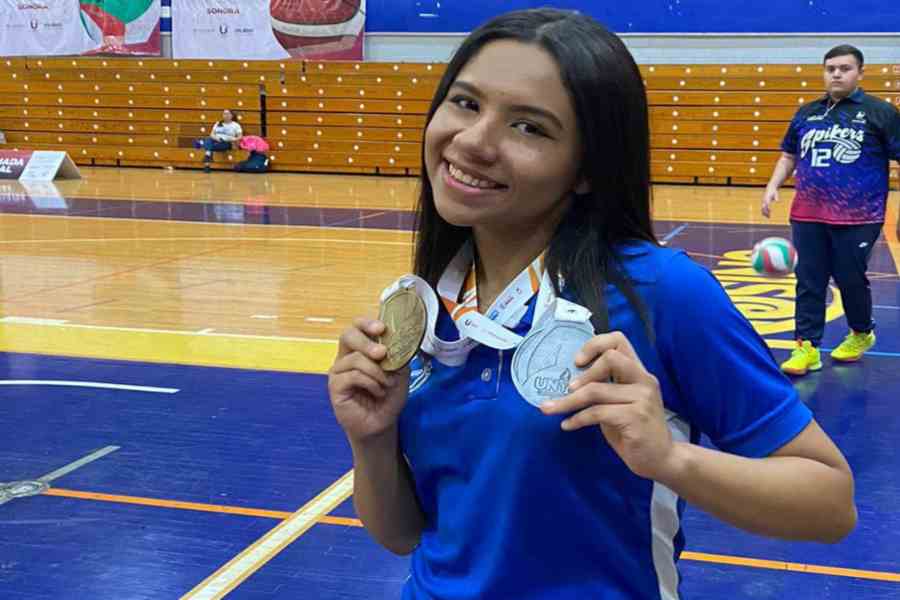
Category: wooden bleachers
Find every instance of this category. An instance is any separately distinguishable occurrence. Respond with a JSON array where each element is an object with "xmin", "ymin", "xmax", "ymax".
[
  {"xmin": 0, "ymin": 57, "xmax": 268, "ymax": 169},
  {"xmin": 1, "ymin": 57, "xmax": 898, "ymax": 183},
  {"xmin": 643, "ymin": 64, "xmax": 900, "ymax": 184}
]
